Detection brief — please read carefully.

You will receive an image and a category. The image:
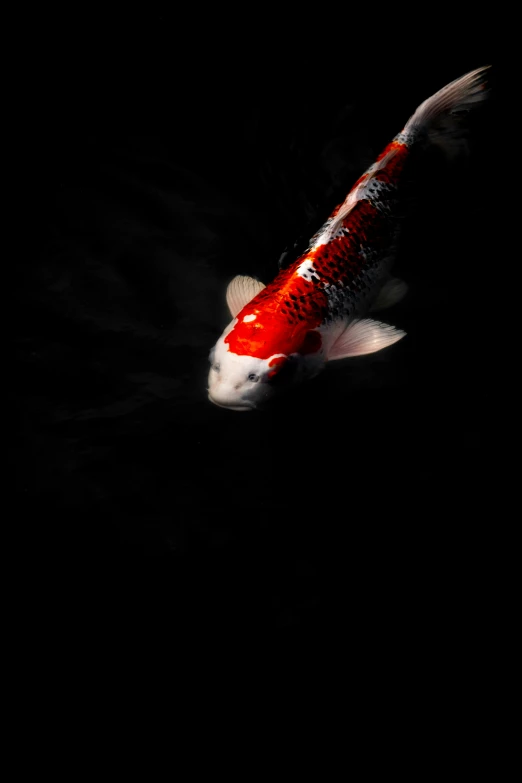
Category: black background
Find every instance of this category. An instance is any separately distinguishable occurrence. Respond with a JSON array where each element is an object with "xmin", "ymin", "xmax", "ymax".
[{"xmin": 15, "ymin": 14, "xmax": 505, "ymax": 643}]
